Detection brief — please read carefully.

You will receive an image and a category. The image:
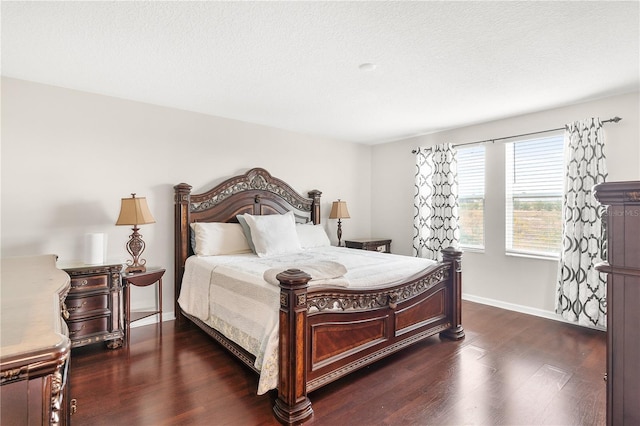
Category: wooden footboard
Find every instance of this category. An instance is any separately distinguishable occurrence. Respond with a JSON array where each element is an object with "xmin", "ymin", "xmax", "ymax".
[{"xmin": 274, "ymin": 247, "xmax": 464, "ymax": 425}]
